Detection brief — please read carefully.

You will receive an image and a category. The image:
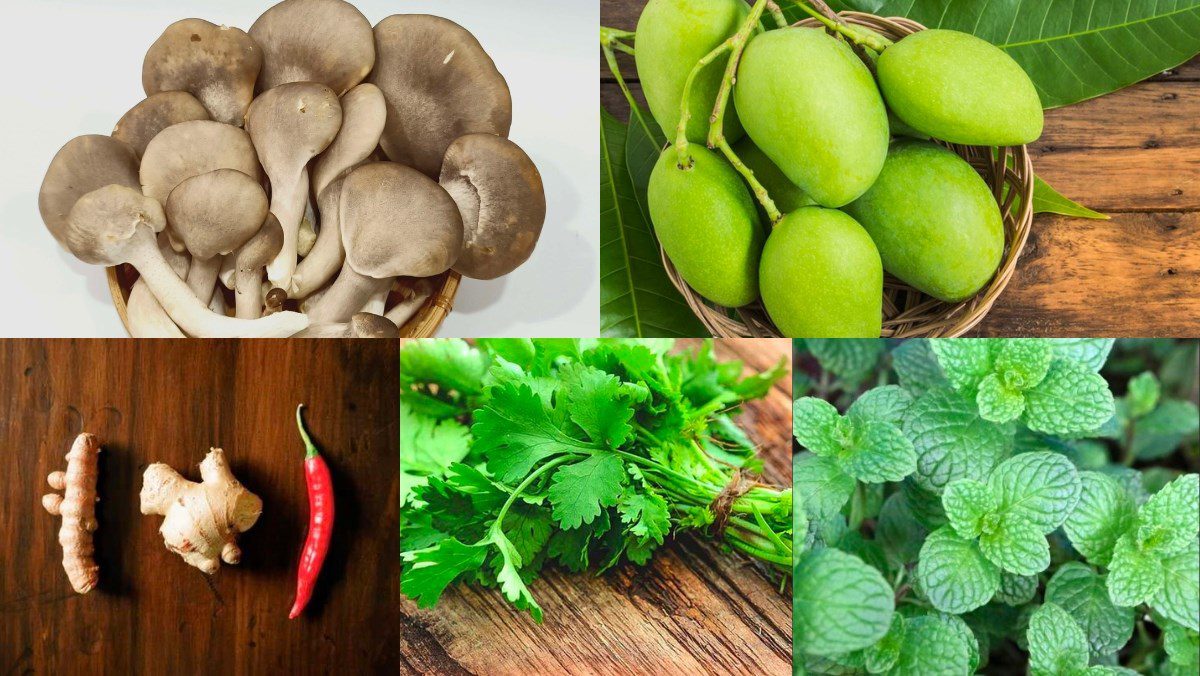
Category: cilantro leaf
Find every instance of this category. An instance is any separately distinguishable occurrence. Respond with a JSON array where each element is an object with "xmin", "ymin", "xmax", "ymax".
[
  {"xmin": 559, "ymin": 362, "xmax": 636, "ymax": 448},
  {"xmin": 474, "ymin": 381, "xmax": 598, "ymax": 482},
  {"xmin": 547, "ymin": 453, "xmax": 626, "ymax": 529},
  {"xmin": 401, "ymin": 538, "xmax": 489, "ymax": 608}
]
